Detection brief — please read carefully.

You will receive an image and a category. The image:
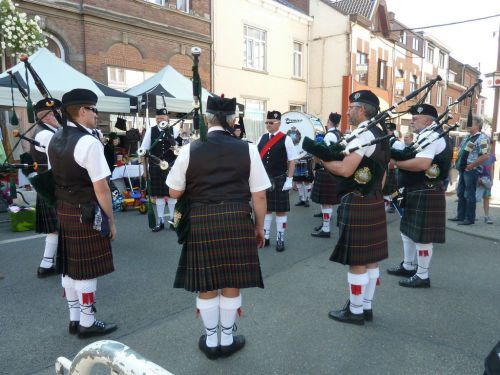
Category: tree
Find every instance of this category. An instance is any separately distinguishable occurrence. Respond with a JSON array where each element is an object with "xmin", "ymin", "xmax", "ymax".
[{"xmin": 0, "ymin": 0, "xmax": 47, "ymax": 71}]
